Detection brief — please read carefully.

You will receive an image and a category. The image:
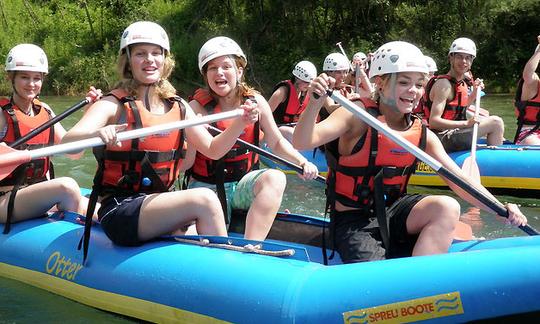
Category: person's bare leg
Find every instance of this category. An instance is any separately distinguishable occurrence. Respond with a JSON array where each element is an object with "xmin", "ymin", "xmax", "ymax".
[
  {"xmin": 244, "ymin": 170, "xmax": 286, "ymax": 241},
  {"xmin": 406, "ymin": 195, "xmax": 460, "ymax": 255}
]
